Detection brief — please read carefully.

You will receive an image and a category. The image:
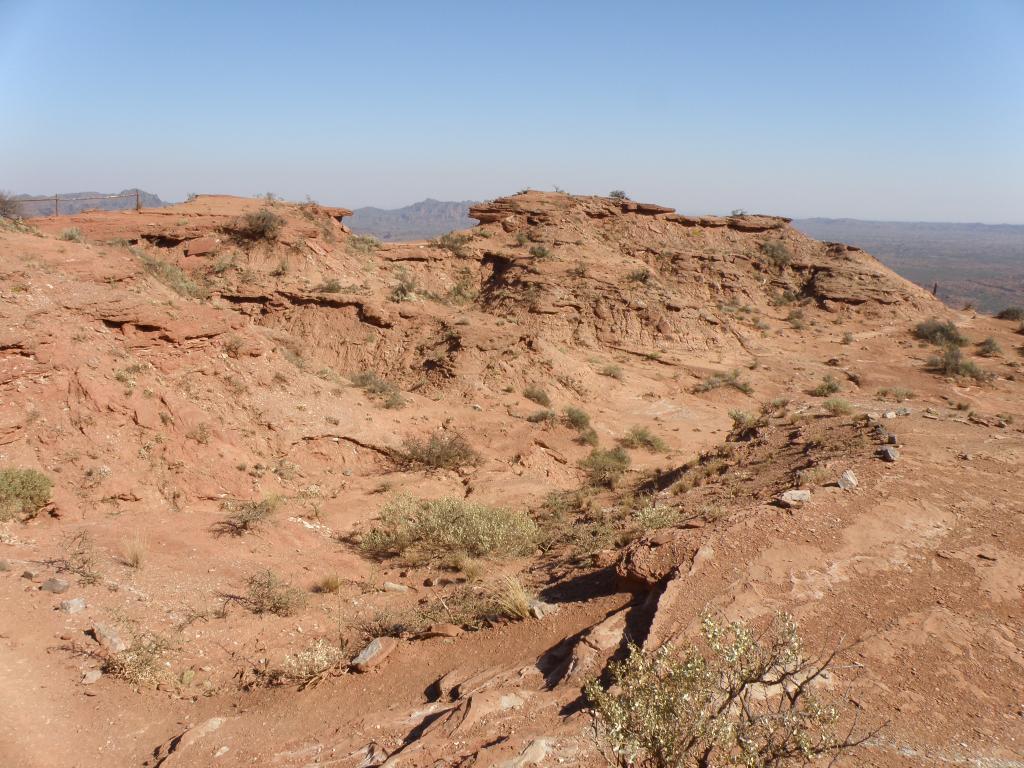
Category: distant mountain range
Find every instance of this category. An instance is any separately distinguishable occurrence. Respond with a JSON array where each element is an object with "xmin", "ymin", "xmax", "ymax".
[
  {"xmin": 347, "ymin": 198, "xmax": 477, "ymax": 241},
  {"xmin": 12, "ymin": 189, "xmax": 167, "ymax": 217},
  {"xmin": 793, "ymin": 218, "xmax": 1024, "ymax": 314}
]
